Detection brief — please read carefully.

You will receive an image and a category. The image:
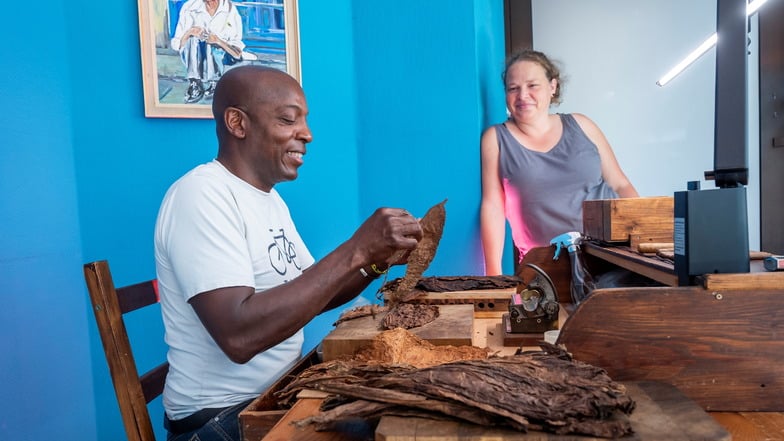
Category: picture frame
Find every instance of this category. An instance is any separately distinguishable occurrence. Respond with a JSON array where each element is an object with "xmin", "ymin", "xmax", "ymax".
[{"xmin": 137, "ymin": 0, "xmax": 301, "ymax": 119}]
